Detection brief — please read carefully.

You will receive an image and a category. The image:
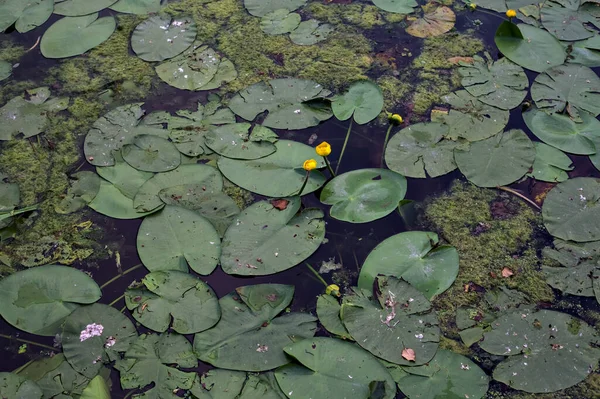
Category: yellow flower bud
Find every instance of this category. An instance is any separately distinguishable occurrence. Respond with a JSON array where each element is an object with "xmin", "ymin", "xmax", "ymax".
[
  {"xmin": 468, "ymin": 3, "xmax": 476, "ymax": 10},
  {"xmin": 326, "ymin": 284, "xmax": 341, "ymax": 297},
  {"xmin": 303, "ymin": 159, "xmax": 318, "ymax": 171},
  {"xmin": 506, "ymin": 9, "xmax": 517, "ymax": 18},
  {"xmin": 389, "ymin": 113, "xmax": 403, "ymax": 125},
  {"xmin": 315, "ymin": 142, "xmax": 332, "ymax": 157}
]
